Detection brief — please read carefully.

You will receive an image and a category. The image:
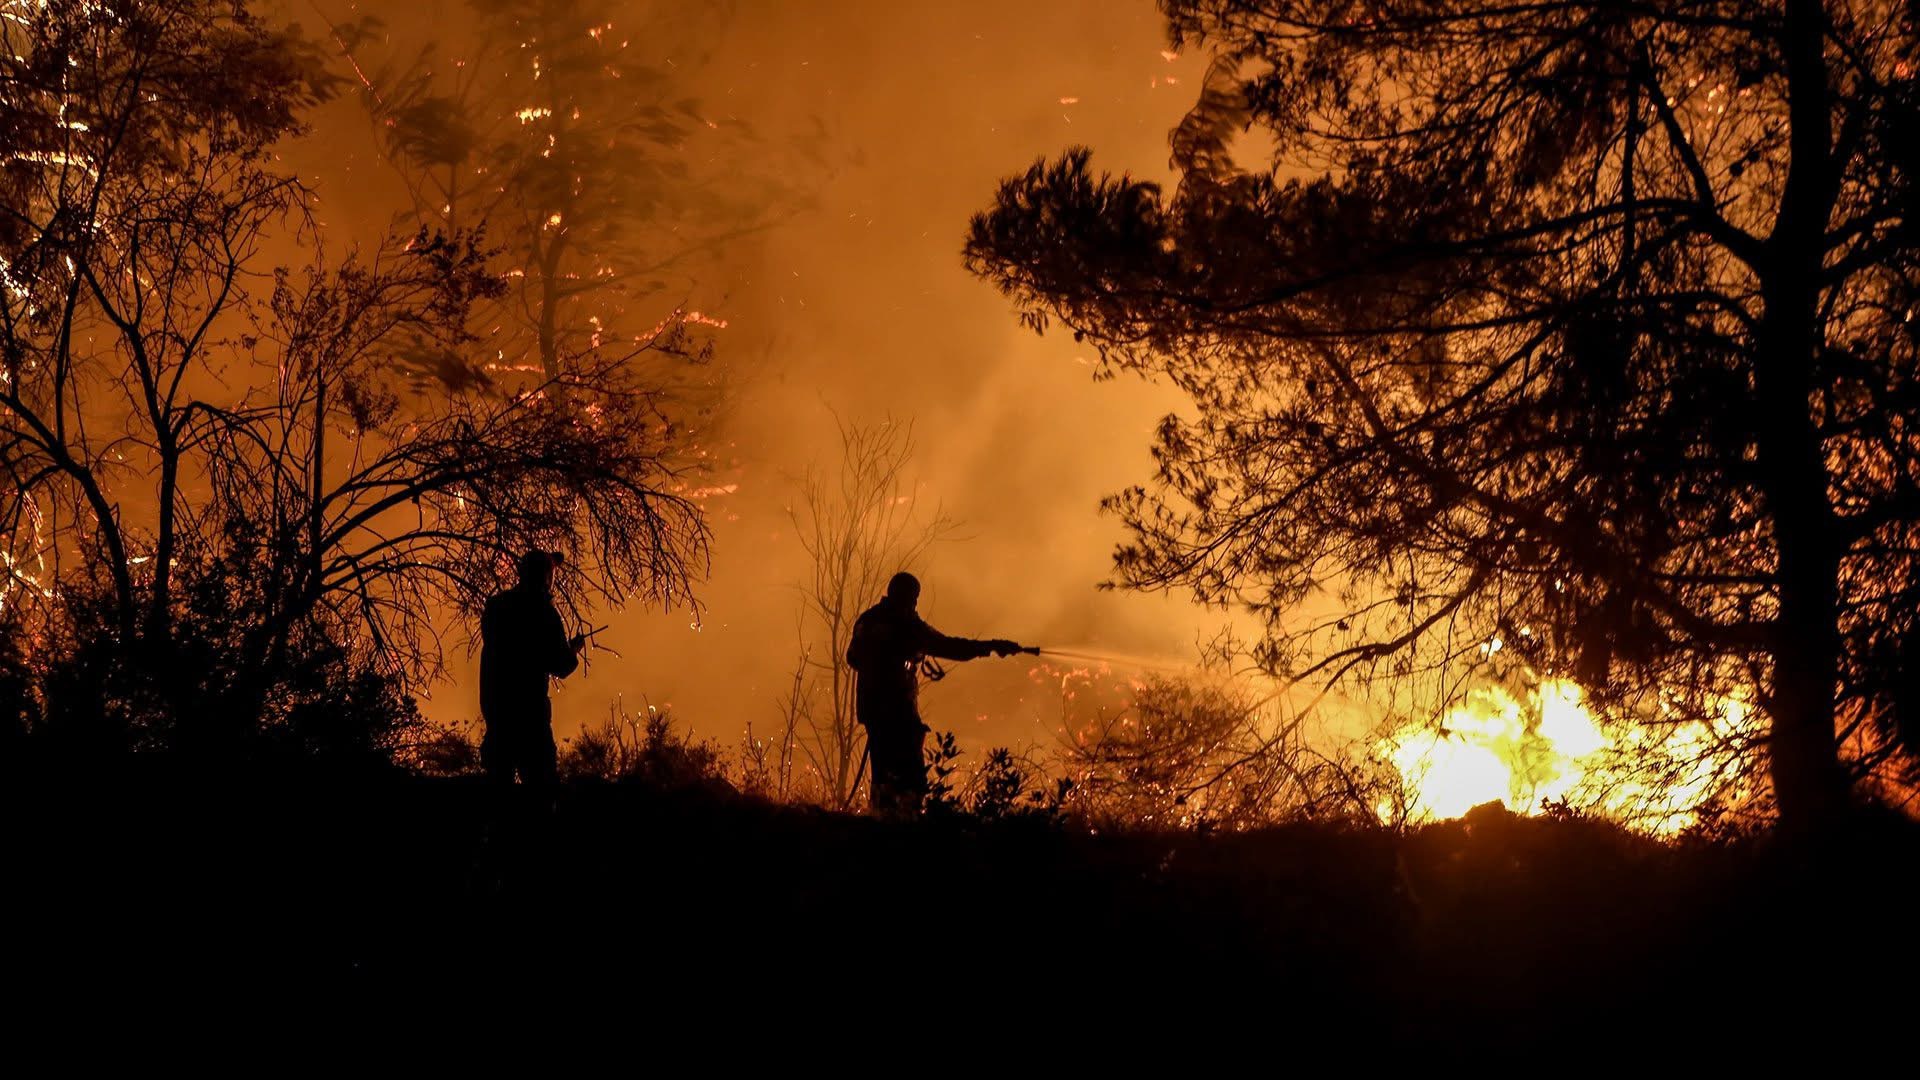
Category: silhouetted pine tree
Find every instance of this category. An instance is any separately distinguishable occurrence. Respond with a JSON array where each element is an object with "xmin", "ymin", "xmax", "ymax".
[{"xmin": 968, "ymin": 0, "xmax": 1920, "ymax": 830}]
